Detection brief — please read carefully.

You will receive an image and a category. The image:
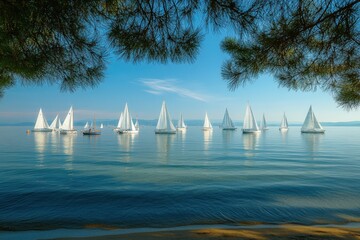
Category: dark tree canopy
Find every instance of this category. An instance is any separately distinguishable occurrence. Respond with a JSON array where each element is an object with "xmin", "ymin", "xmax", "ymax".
[{"xmin": 0, "ymin": 0, "xmax": 359, "ymax": 109}]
